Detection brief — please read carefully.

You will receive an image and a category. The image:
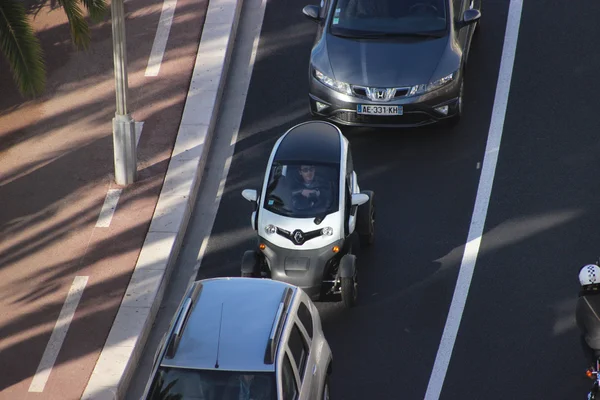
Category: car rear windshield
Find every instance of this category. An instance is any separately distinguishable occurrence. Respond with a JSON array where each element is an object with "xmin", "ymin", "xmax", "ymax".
[
  {"xmin": 263, "ymin": 161, "xmax": 339, "ymax": 219},
  {"xmin": 147, "ymin": 367, "xmax": 277, "ymax": 400},
  {"xmin": 329, "ymin": 0, "xmax": 447, "ymax": 36}
]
